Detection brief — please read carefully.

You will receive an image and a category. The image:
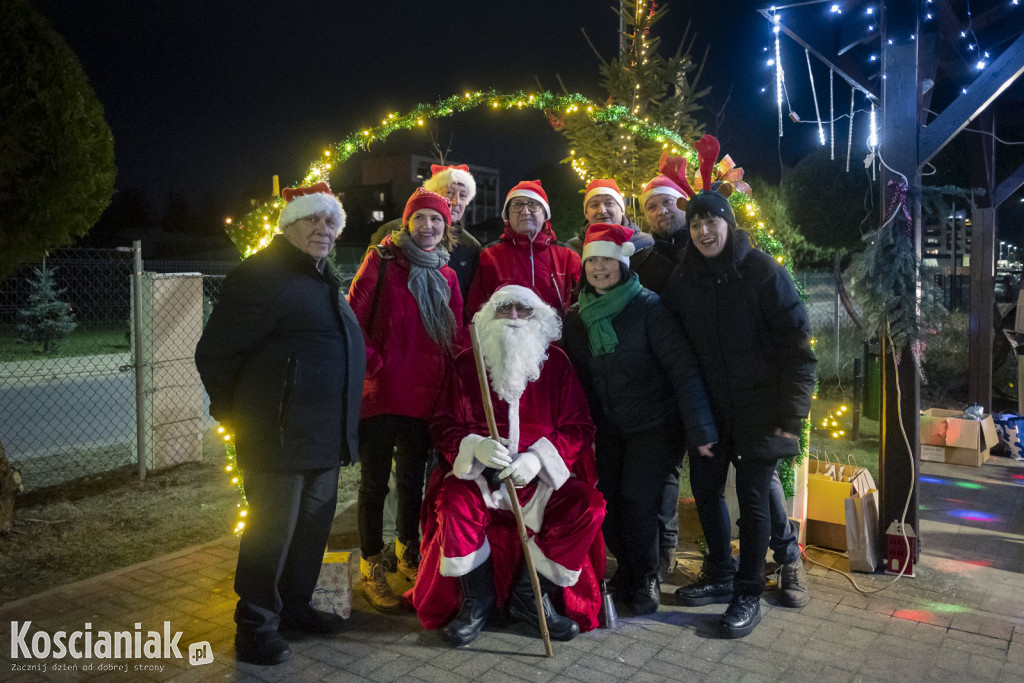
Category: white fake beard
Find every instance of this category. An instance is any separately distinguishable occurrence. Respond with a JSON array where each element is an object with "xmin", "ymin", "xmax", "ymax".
[{"xmin": 478, "ymin": 317, "xmax": 549, "ymax": 405}]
